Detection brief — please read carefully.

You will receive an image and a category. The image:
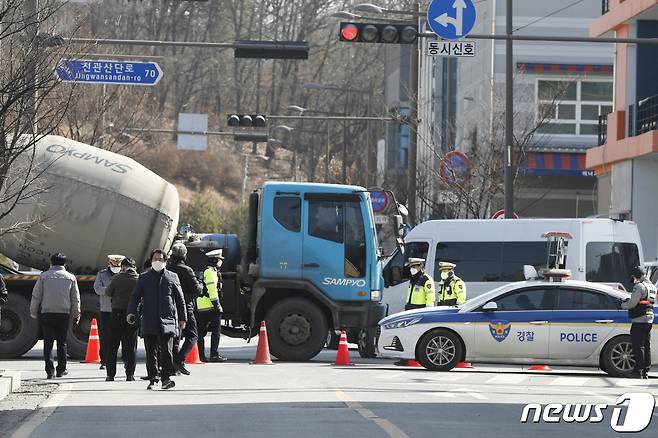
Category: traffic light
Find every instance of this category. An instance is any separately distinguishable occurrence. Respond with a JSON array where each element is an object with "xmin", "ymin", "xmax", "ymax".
[
  {"xmin": 338, "ymin": 22, "xmax": 418, "ymax": 44},
  {"xmin": 234, "ymin": 40, "xmax": 309, "ymax": 60},
  {"xmin": 227, "ymin": 114, "xmax": 267, "ymax": 128}
]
